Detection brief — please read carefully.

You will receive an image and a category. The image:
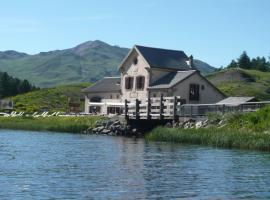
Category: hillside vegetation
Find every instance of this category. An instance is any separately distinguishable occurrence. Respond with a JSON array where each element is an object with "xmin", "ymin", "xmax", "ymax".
[
  {"xmin": 0, "ymin": 40, "xmax": 215, "ymax": 87},
  {"xmin": 207, "ymin": 68, "xmax": 270, "ymax": 100},
  {"xmin": 11, "ymin": 83, "xmax": 90, "ymax": 113},
  {"xmin": 0, "ymin": 71, "xmax": 37, "ymax": 98}
]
